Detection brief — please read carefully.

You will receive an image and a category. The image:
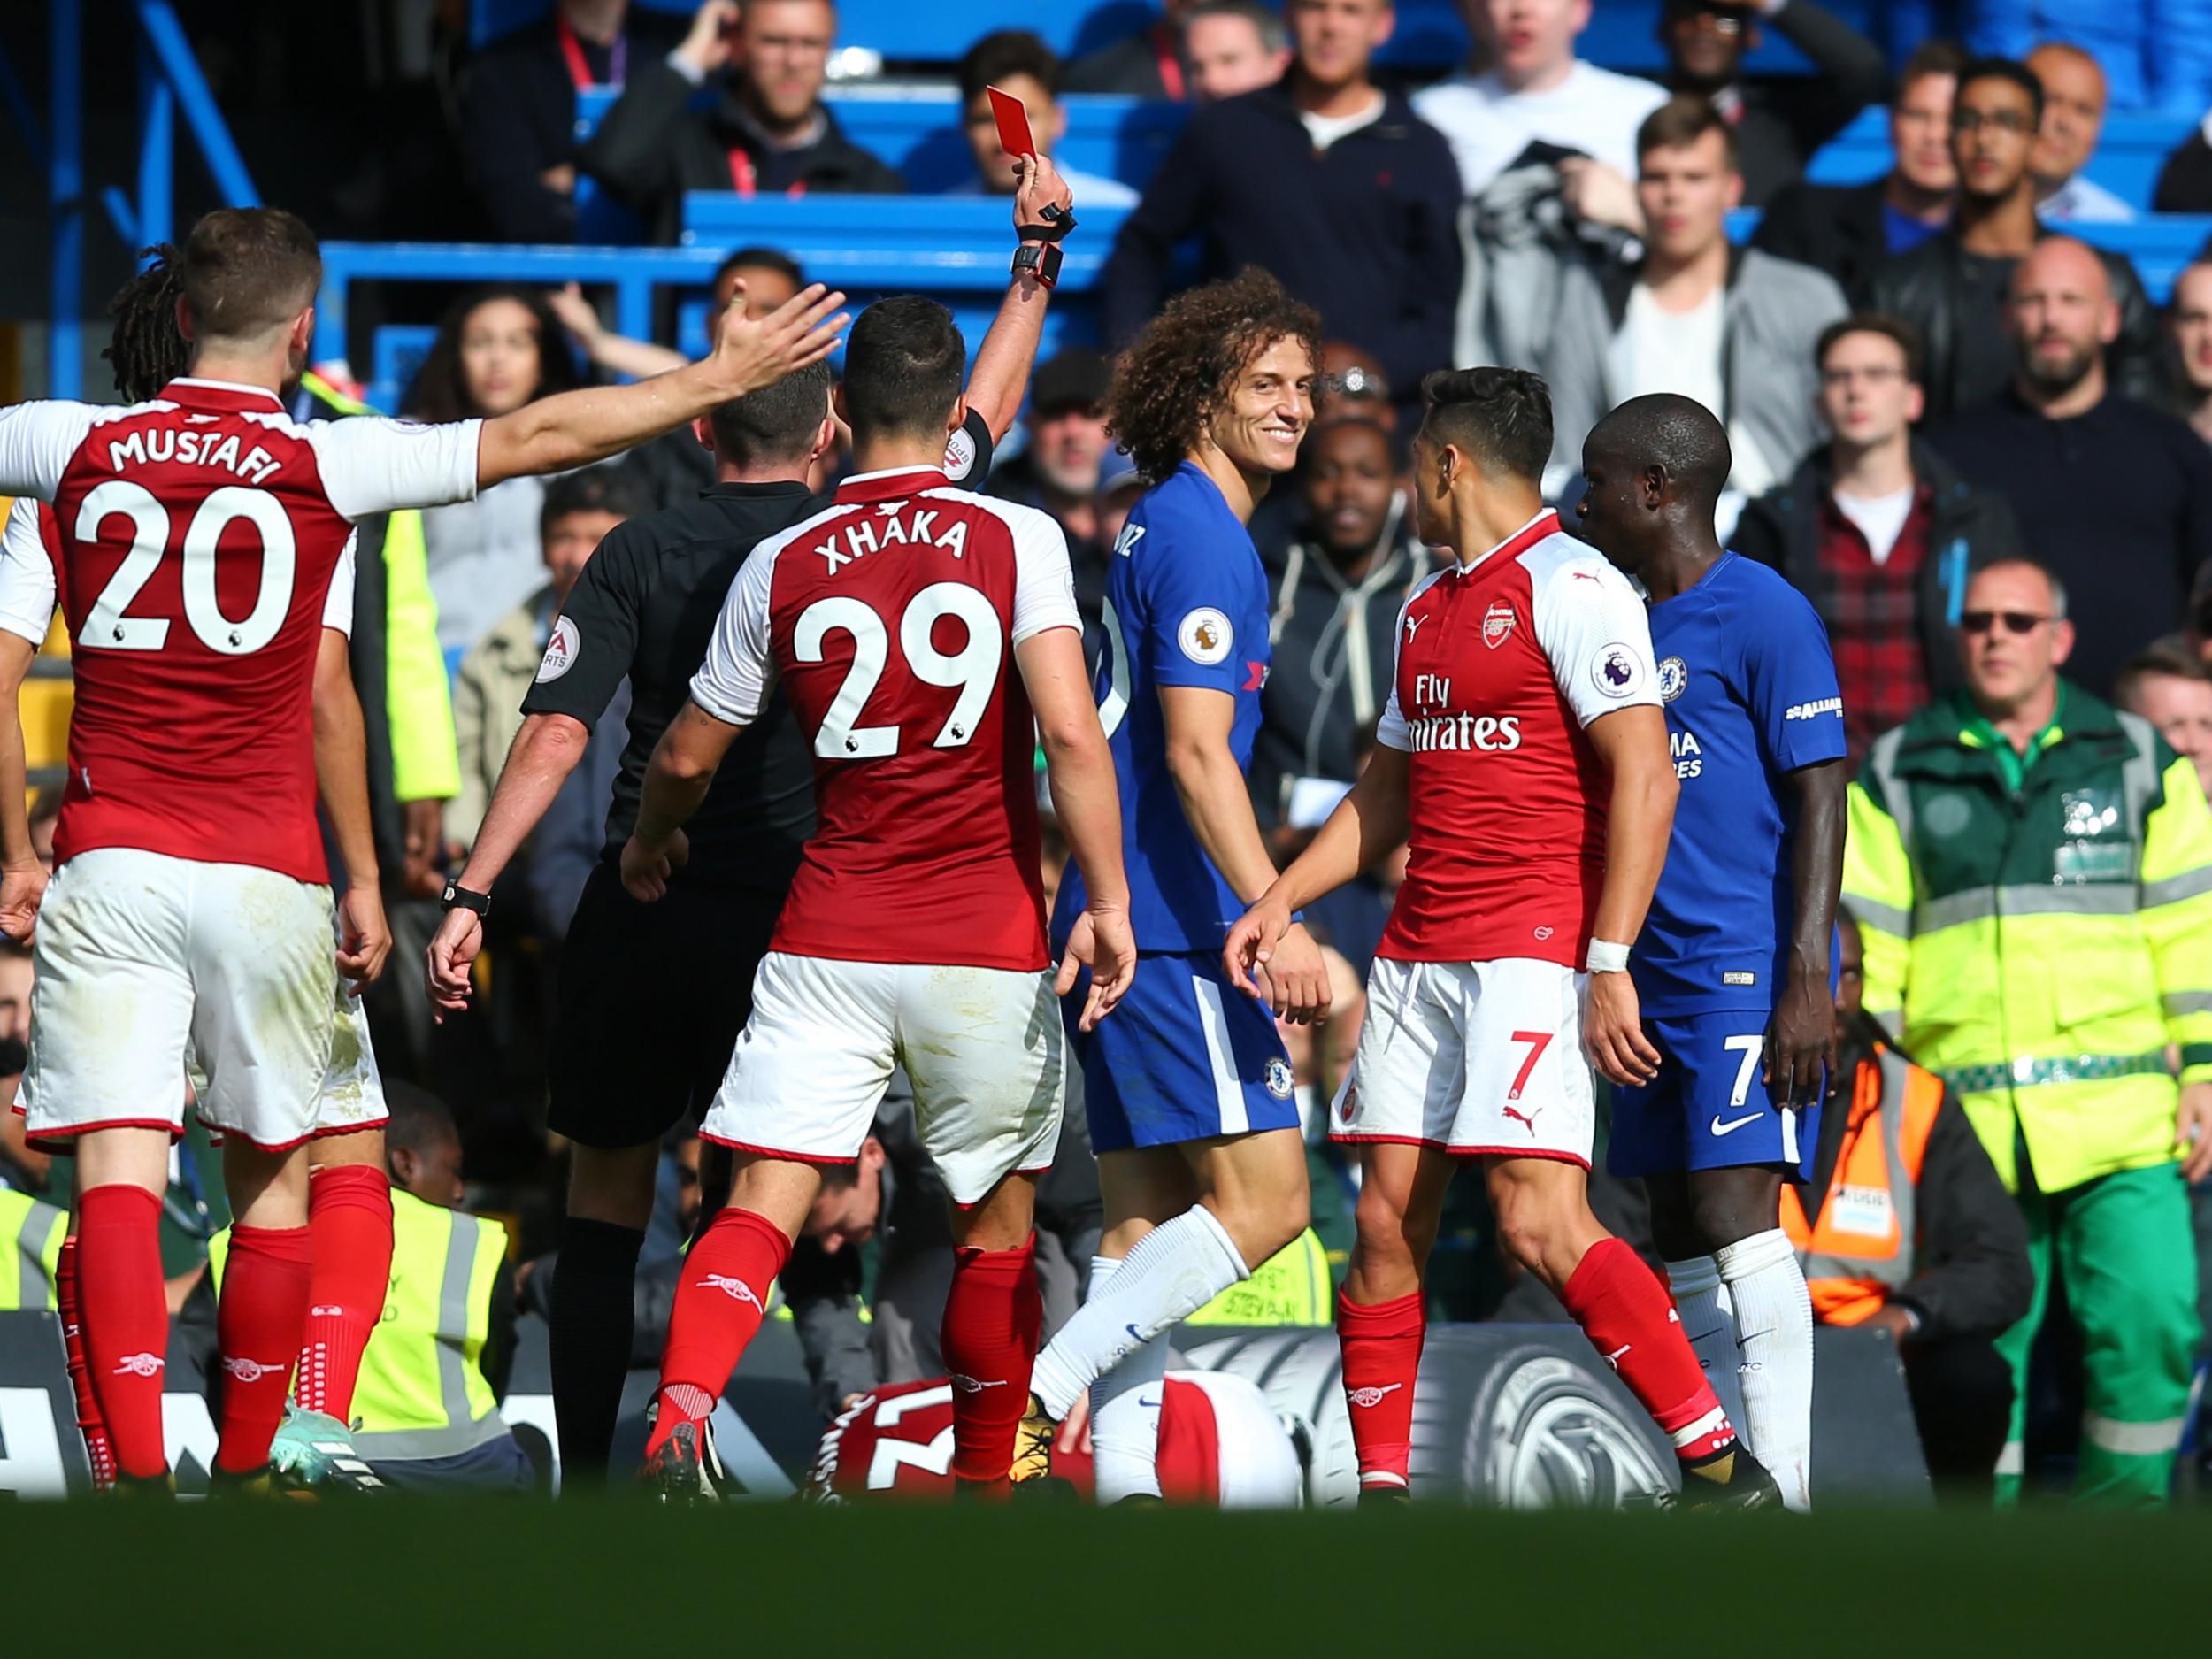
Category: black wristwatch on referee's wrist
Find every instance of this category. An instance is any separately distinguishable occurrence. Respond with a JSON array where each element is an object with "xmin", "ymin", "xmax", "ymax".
[
  {"xmin": 441, "ymin": 878, "xmax": 491, "ymax": 918},
  {"xmin": 1012, "ymin": 242, "xmax": 1063, "ymax": 289}
]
